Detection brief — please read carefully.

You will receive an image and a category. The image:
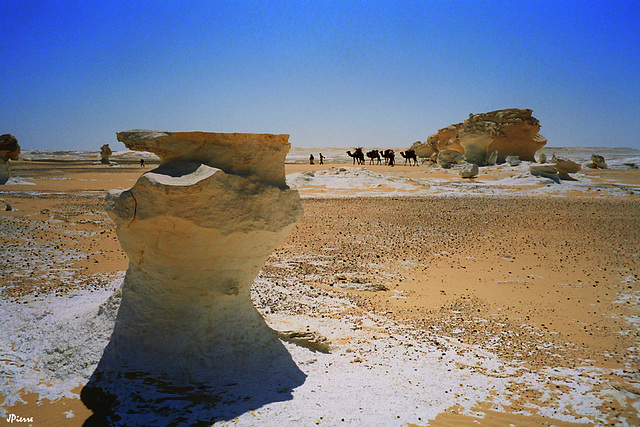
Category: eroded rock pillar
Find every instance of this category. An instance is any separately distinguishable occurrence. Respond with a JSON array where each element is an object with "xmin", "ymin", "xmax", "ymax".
[{"xmin": 84, "ymin": 131, "xmax": 304, "ymax": 423}]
